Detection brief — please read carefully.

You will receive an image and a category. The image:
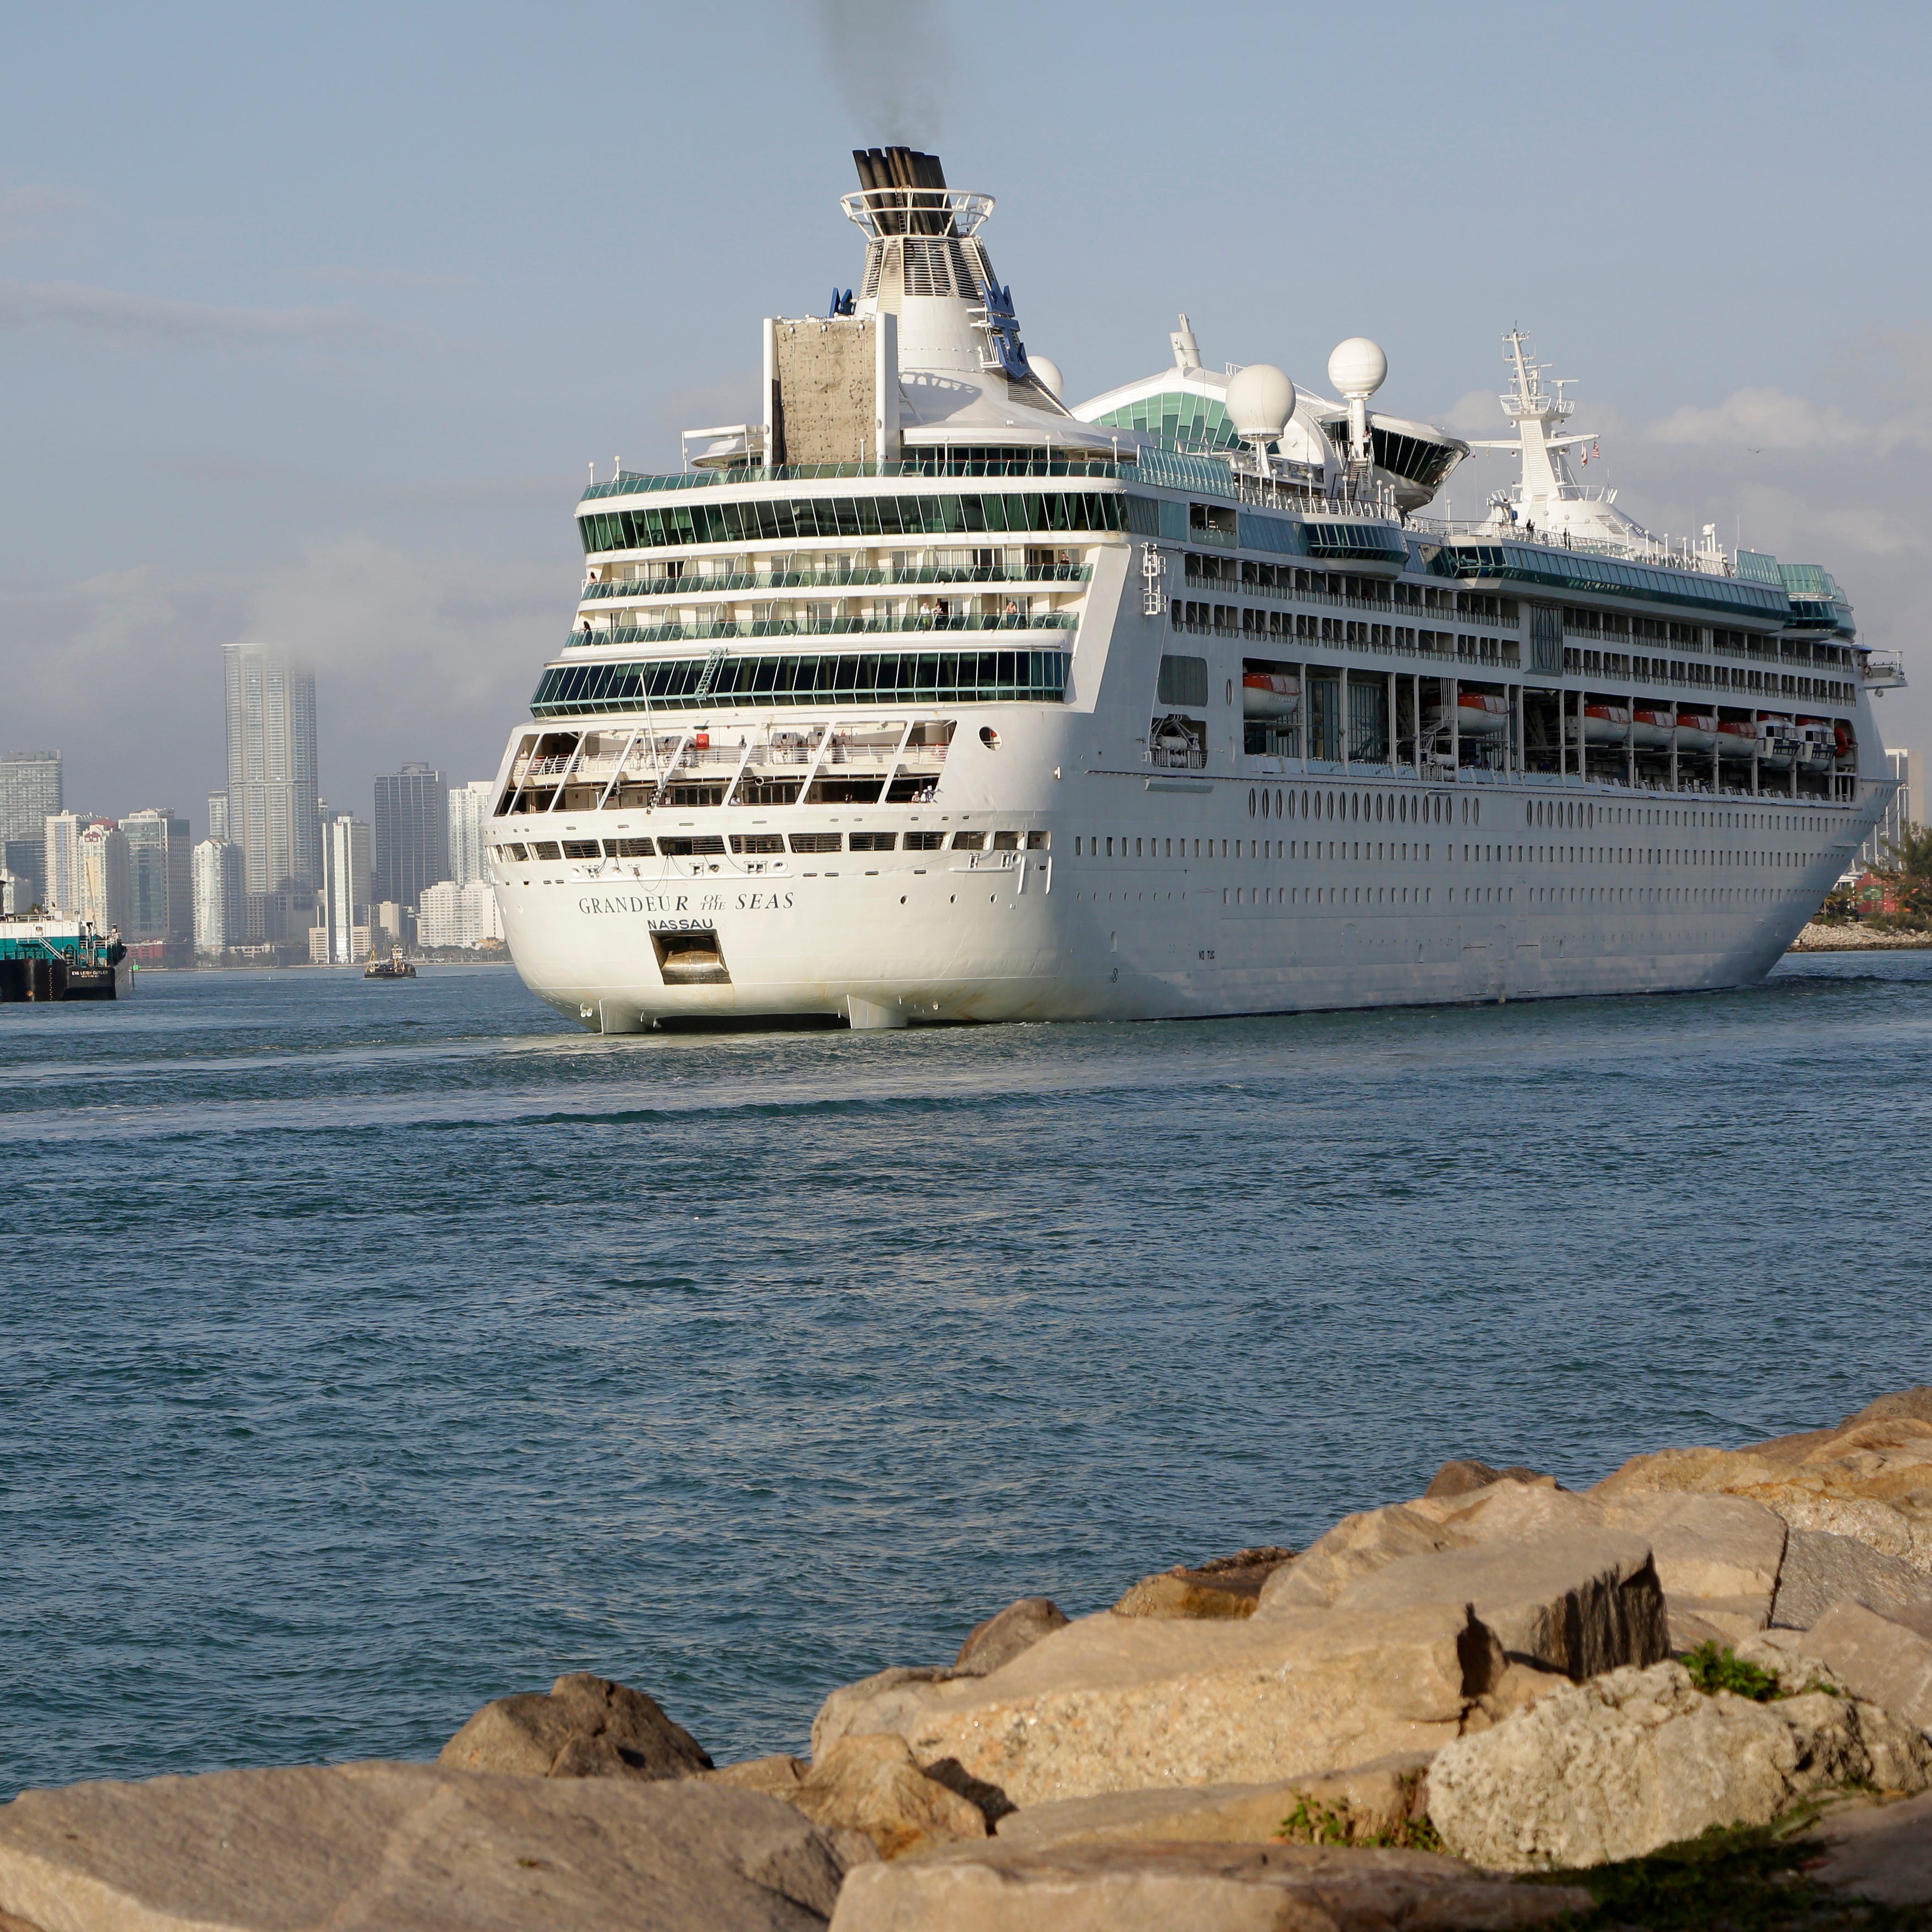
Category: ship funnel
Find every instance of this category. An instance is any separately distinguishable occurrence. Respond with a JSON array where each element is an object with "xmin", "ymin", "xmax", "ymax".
[{"xmin": 842, "ymin": 146, "xmax": 998, "ymax": 310}]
